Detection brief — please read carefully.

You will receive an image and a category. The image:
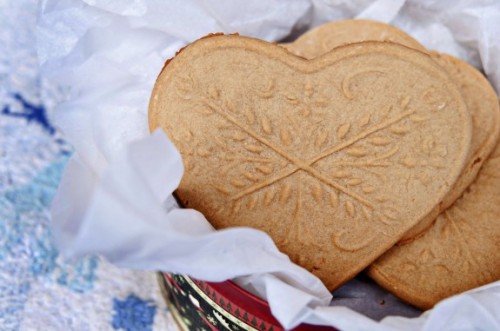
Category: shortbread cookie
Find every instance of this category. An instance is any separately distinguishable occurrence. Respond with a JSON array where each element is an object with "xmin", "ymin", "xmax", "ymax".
[
  {"xmin": 368, "ymin": 139, "xmax": 500, "ymax": 309},
  {"xmin": 282, "ymin": 20, "xmax": 500, "ymax": 242},
  {"xmin": 149, "ymin": 35, "xmax": 471, "ymax": 290},
  {"xmin": 283, "ymin": 19, "xmax": 426, "ymax": 59}
]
